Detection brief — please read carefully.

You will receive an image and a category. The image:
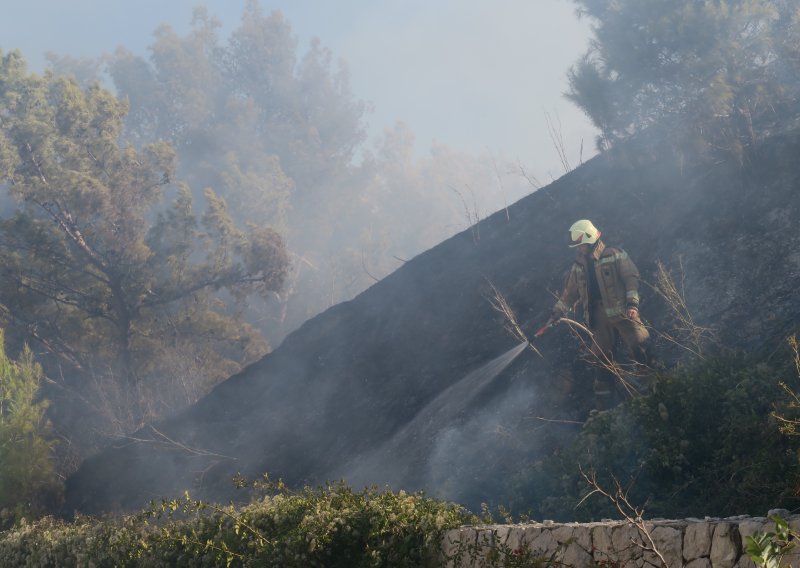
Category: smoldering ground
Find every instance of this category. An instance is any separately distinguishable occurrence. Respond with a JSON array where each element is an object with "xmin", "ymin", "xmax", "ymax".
[
  {"xmin": 5, "ymin": 0, "xmax": 800, "ymax": 525},
  {"xmin": 64, "ymin": 115, "xmax": 800, "ymax": 516}
]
